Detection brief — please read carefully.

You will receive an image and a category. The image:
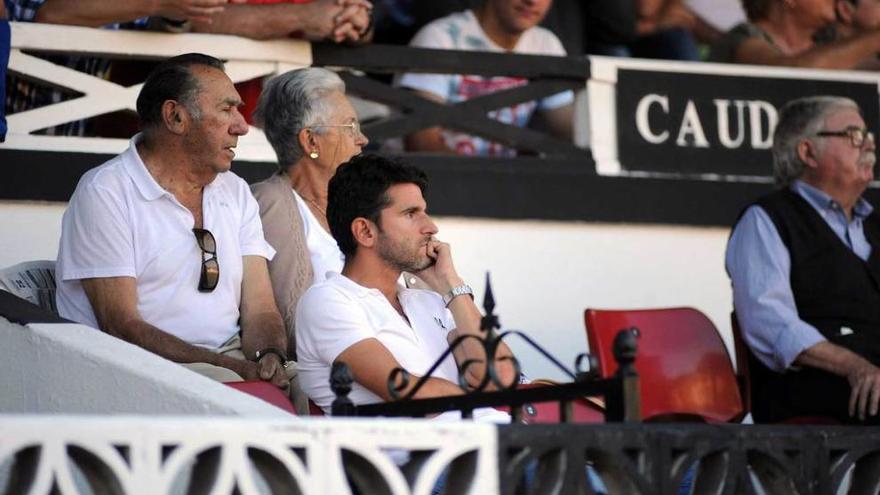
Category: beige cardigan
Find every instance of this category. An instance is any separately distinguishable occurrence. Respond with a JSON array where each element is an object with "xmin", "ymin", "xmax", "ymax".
[{"xmin": 251, "ymin": 172, "xmax": 314, "ymax": 359}]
